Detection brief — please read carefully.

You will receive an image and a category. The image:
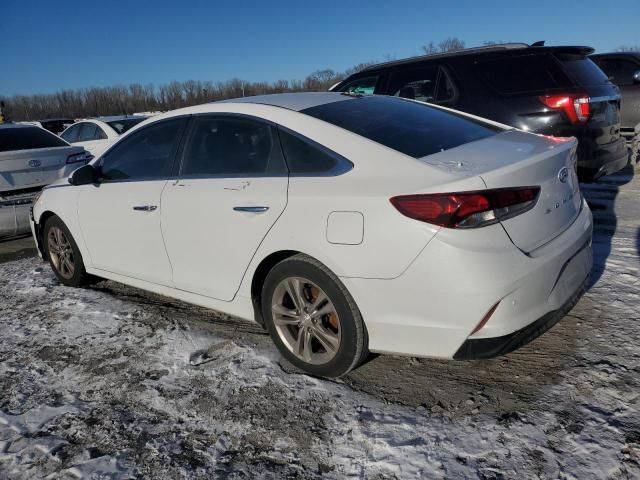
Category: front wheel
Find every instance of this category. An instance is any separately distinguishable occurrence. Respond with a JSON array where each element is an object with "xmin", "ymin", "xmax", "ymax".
[
  {"xmin": 43, "ymin": 216, "xmax": 91, "ymax": 287},
  {"xmin": 261, "ymin": 254, "xmax": 368, "ymax": 377}
]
